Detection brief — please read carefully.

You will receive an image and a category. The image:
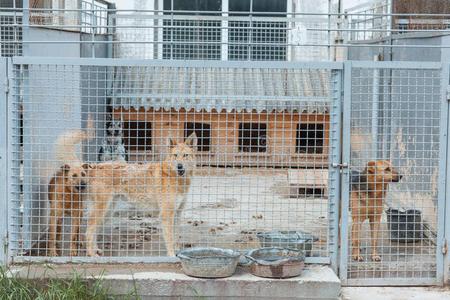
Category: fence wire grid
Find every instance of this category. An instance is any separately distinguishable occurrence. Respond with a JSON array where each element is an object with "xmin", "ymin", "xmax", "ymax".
[
  {"xmin": 340, "ymin": 62, "xmax": 446, "ymax": 286},
  {"xmin": 8, "ymin": 60, "xmax": 339, "ymax": 264},
  {"xmin": 1, "ymin": 1, "xmax": 450, "ymax": 288}
]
